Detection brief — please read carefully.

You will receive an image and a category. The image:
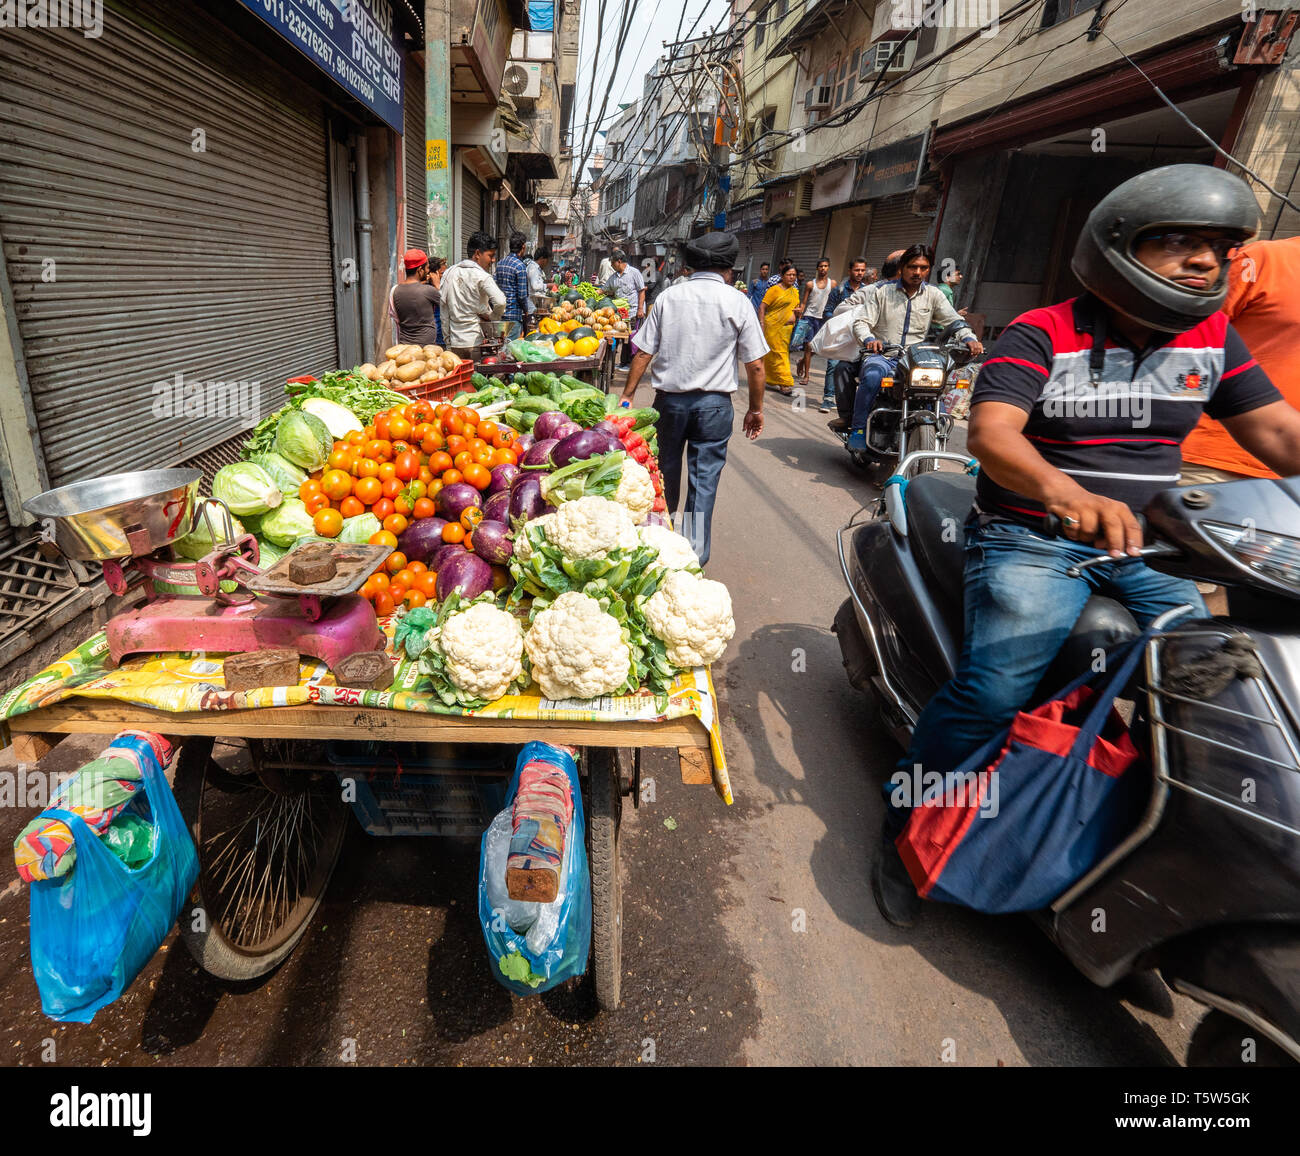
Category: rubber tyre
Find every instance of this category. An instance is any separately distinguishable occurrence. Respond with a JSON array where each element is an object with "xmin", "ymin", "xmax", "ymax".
[
  {"xmin": 585, "ymin": 747, "xmax": 623, "ymax": 1012},
  {"xmin": 173, "ymin": 738, "xmax": 348, "ymax": 981},
  {"xmin": 904, "ymin": 422, "xmax": 938, "ymax": 471},
  {"xmin": 1186, "ymin": 1009, "xmax": 1297, "ymax": 1067}
]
